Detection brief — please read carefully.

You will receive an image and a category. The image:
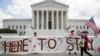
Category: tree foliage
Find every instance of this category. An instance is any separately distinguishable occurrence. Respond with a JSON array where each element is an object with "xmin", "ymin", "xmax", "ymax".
[{"xmin": 0, "ymin": 28, "xmax": 17, "ymax": 33}]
